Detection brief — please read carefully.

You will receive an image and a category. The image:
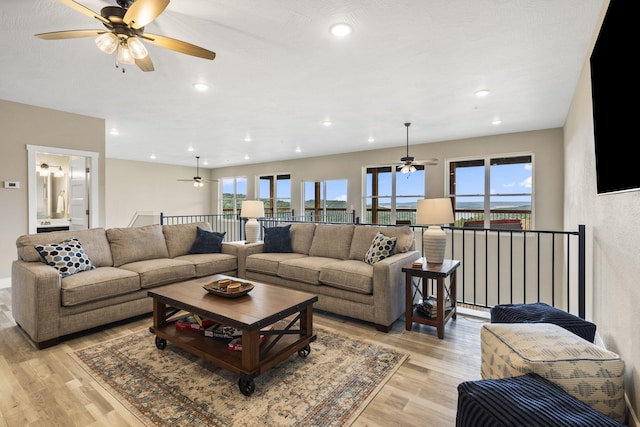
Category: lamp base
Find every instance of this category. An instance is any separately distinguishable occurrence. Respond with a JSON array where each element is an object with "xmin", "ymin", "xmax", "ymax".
[
  {"xmin": 423, "ymin": 226, "xmax": 447, "ymax": 264},
  {"xmin": 245, "ymin": 218, "xmax": 260, "ymax": 244}
]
